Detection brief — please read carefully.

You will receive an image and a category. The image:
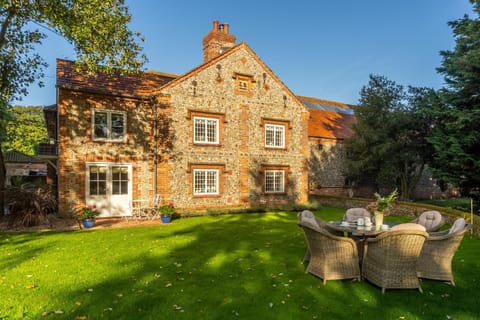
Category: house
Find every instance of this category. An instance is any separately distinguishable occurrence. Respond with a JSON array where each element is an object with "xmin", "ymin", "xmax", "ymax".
[
  {"xmin": 53, "ymin": 21, "xmax": 353, "ymax": 217},
  {"xmin": 4, "ymin": 150, "xmax": 48, "ymax": 187}
]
